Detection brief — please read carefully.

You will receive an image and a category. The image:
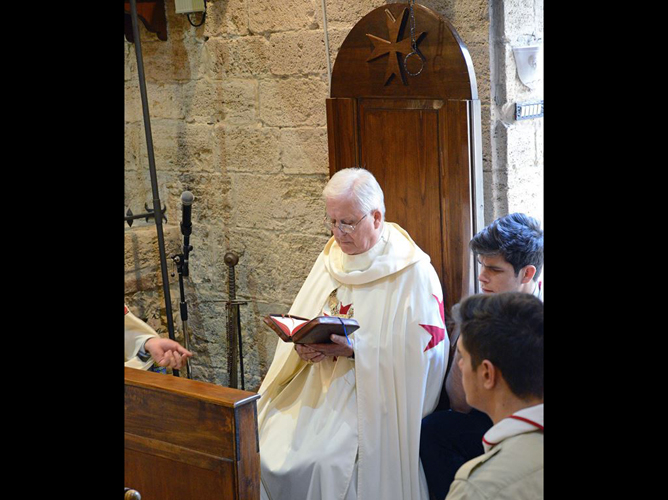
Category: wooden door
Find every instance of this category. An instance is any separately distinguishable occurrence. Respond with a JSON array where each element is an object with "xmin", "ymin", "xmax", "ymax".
[
  {"xmin": 357, "ymin": 98, "xmax": 443, "ymax": 279},
  {"xmin": 326, "ymin": 3, "xmax": 483, "ymax": 318}
]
